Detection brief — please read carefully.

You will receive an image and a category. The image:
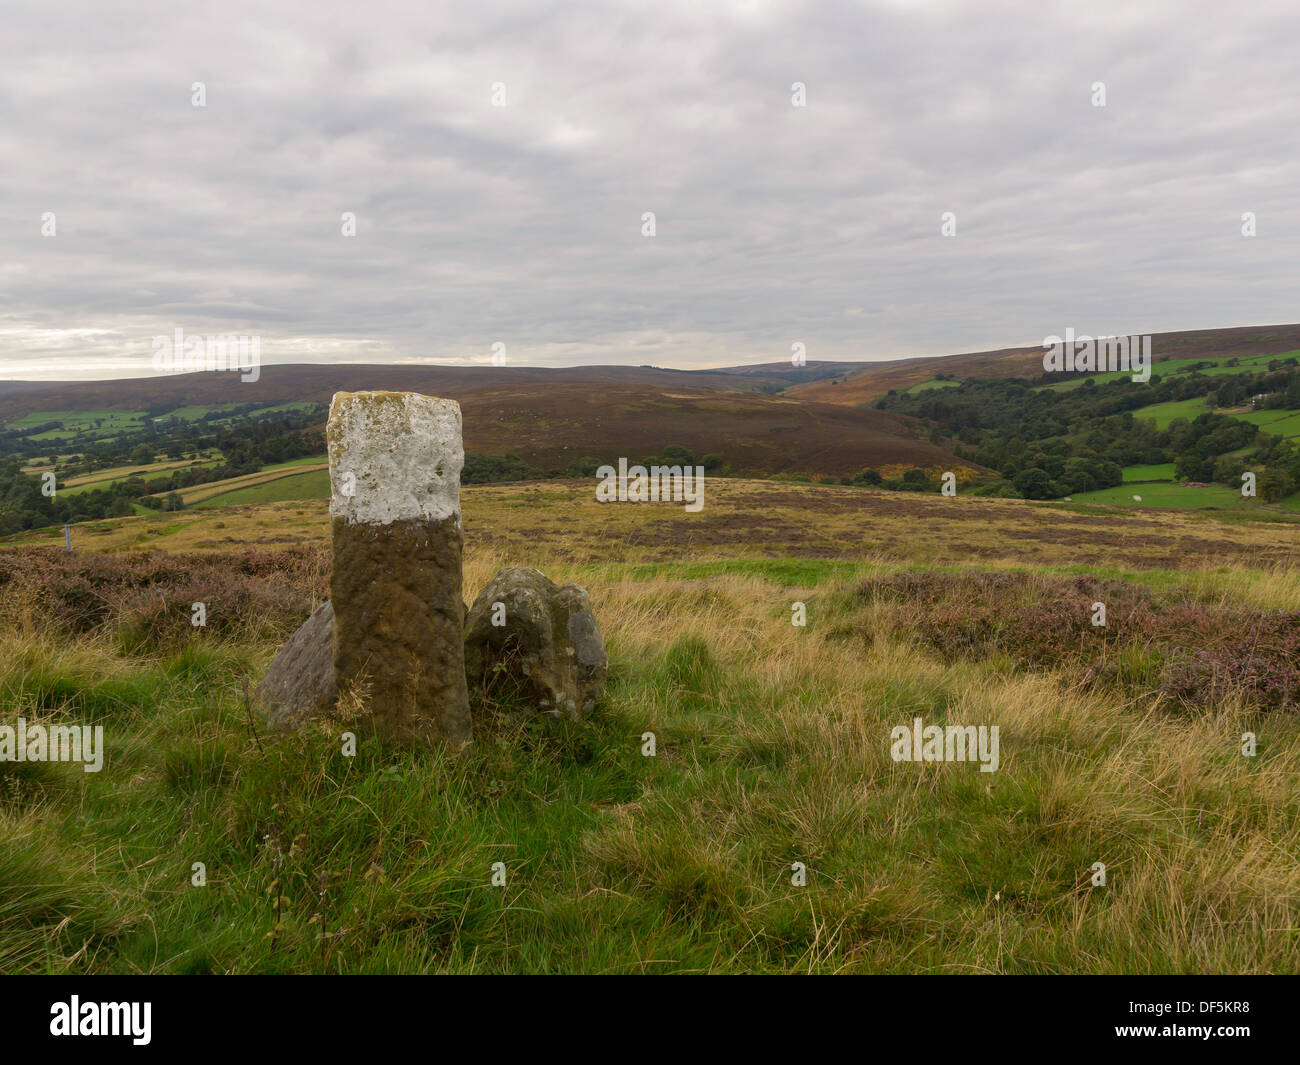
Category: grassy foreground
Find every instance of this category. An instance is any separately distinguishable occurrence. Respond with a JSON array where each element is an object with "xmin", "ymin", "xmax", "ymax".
[{"xmin": 2, "ymin": 484, "xmax": 1299, "ymax": 973}]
